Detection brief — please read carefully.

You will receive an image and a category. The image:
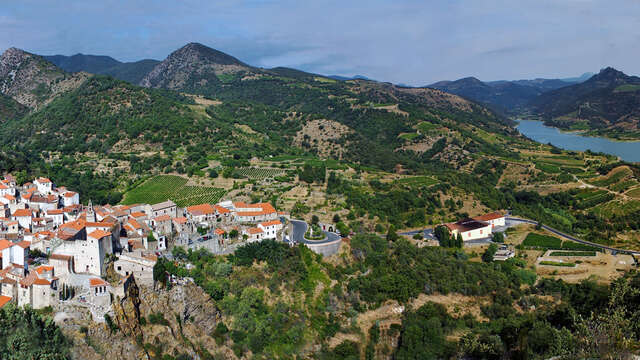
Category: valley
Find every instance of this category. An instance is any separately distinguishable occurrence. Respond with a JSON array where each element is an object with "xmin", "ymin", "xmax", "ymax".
[{"xmin": 0, "ymin": 40, "xmax": 639, "ymax": 360}]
